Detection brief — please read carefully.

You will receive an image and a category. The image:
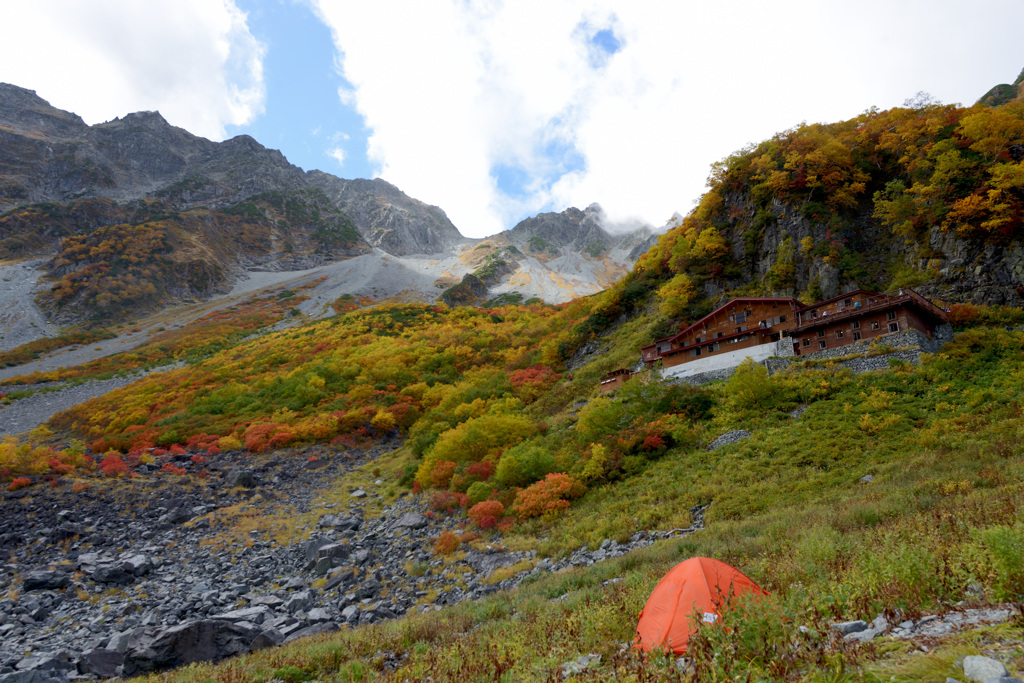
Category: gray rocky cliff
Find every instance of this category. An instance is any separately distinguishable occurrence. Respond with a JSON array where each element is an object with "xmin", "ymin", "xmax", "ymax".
[
  {"xmin": 306, "ymin": 173, "xmax": 465, "ymax": 256},
  {"xmin": 717, "ymin": 191, "xmax": 1023, "ymax": 306}
]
